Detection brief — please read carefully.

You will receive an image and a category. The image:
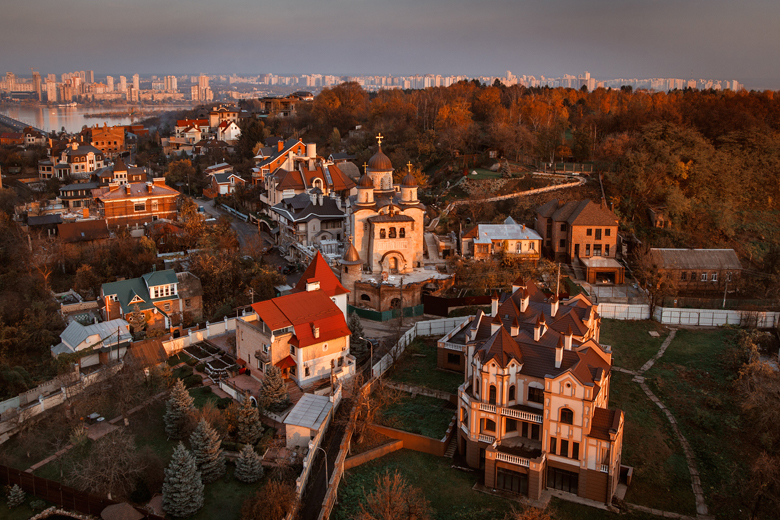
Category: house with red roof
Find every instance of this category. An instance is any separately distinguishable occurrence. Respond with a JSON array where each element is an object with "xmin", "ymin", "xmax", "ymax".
[
  {"xmin": 293, "ymin": 251, "xmax": 350, "ymax": 318},
  {"xmin": 216, "ymin": 120, "xmax": 241, "ymax": 142},
  {"xmin": 236, "ymin": 275, "xmax": 355, "ymax": 388}
]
